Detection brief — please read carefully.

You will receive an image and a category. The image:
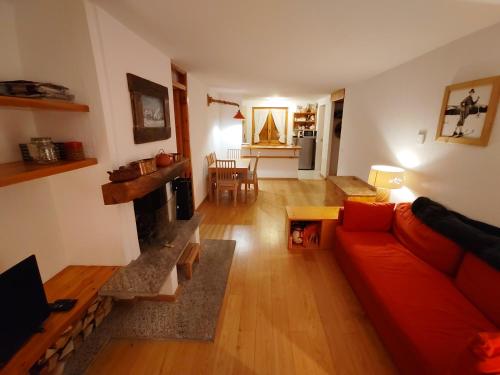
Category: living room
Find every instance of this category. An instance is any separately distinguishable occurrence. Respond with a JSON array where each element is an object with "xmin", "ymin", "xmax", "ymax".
[{"xmin": 1, "ymin": 0, "xmax": 500, "ymax": 374}]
